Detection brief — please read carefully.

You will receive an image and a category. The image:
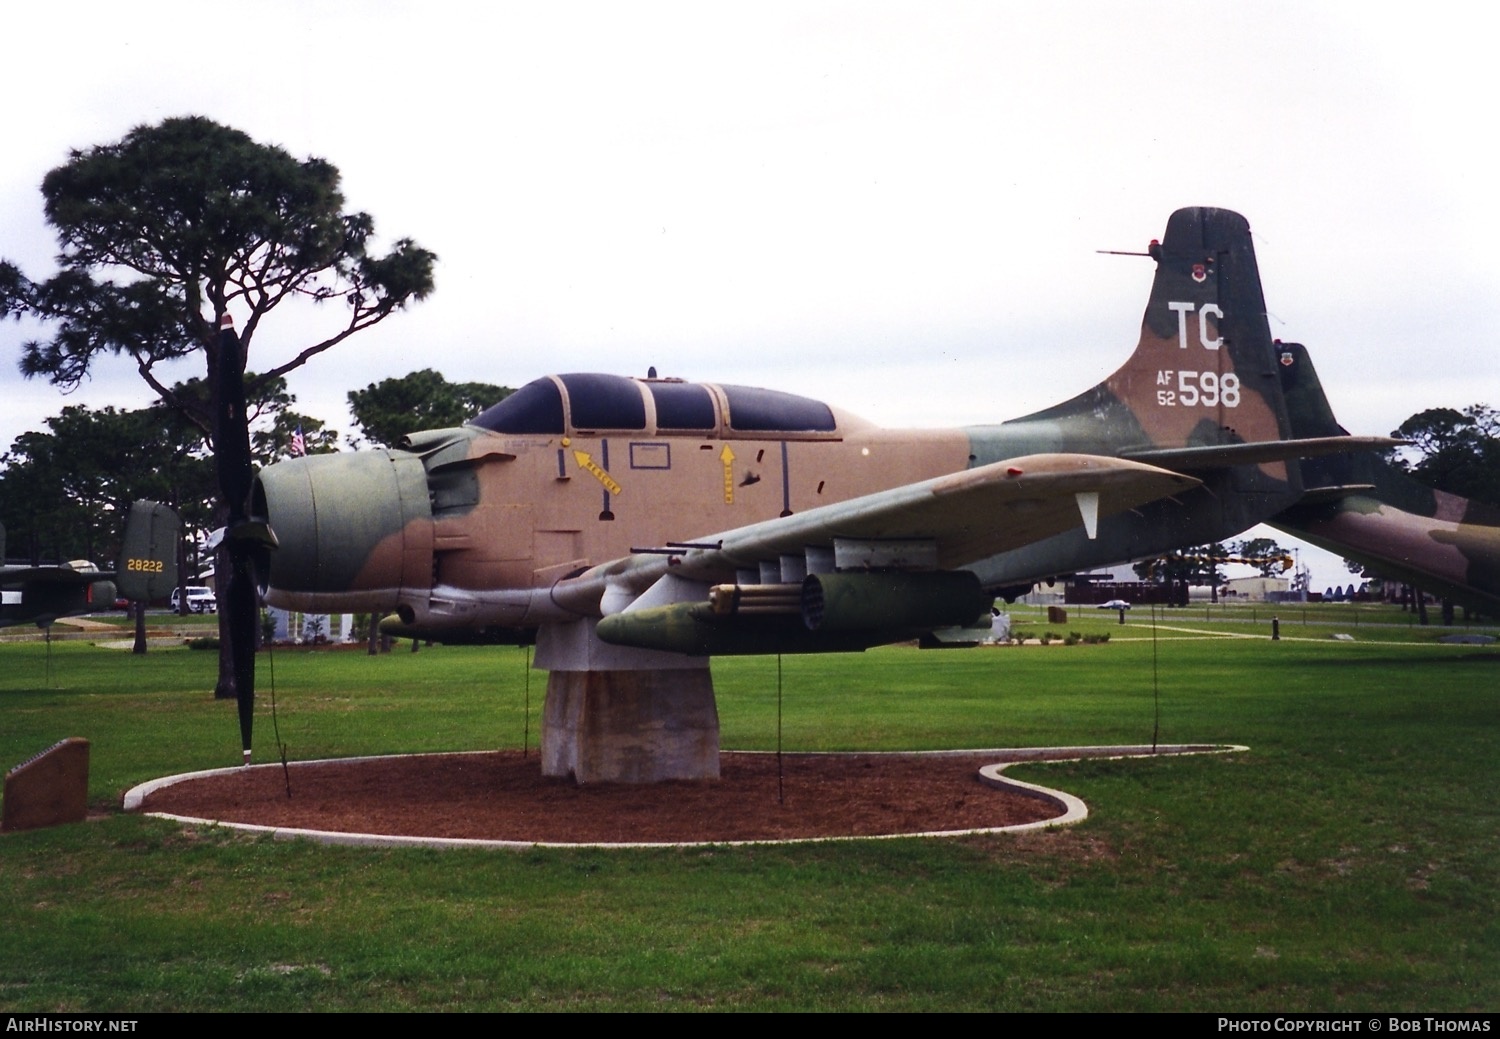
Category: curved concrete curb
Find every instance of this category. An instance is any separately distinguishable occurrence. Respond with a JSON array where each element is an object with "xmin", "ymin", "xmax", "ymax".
[
  {"xmin": 95, "ymin": 638, "xmax": 188, "ymax": 651},
  {"xmin": 122, "ymin": 744, "xmax": 1246, "ymax": 851},
  {"xmin": 975, "ymin": 743, "xmax": 1248, "ymax": 832}
]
